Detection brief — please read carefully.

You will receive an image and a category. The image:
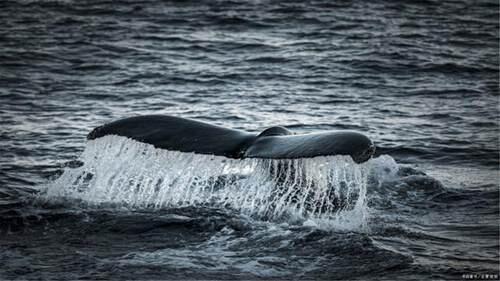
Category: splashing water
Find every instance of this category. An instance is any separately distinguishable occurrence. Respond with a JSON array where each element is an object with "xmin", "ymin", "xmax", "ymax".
[{"xmin": 41, "ymin": 136, "xmax": 392, "ymax": 229}]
